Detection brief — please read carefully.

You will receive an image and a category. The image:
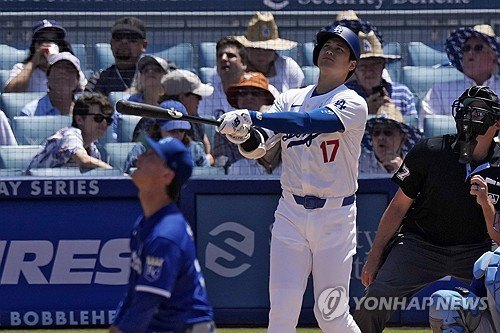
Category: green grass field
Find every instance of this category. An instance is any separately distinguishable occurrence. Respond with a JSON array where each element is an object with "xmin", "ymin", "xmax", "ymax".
[{"xmin": 1, "ymin": 328, "xmax": 431, "ymax": 332}]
